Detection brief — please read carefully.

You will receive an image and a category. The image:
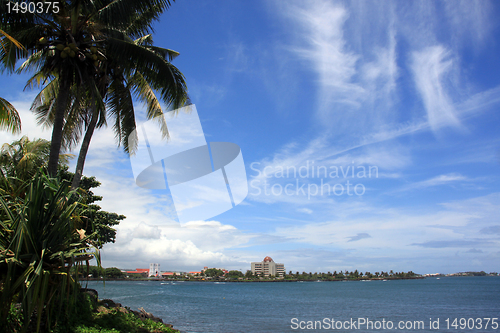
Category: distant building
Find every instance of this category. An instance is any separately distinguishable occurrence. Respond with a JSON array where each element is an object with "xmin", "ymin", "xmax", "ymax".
[
  {"xmin": 149, "ymin": 263, "xmax": 160, "ymax": 277},
  {"xmin": 201, "ymin": 267, "xmax": 228, "ymax": 275},
  {"xmin": 251, "ymin": 256, "xmax": 285, "ymax": 277},
  {"xmin": 125, "ymin": 268, "xmax": 149, "ymax": 277}
]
